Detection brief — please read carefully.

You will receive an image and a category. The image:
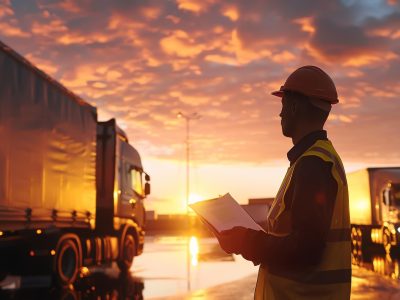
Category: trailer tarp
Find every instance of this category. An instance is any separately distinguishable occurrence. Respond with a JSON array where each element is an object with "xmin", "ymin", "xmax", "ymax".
[{"xmin": 0, "ymin": 42, "xmax": 97, "ymax": 230}]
